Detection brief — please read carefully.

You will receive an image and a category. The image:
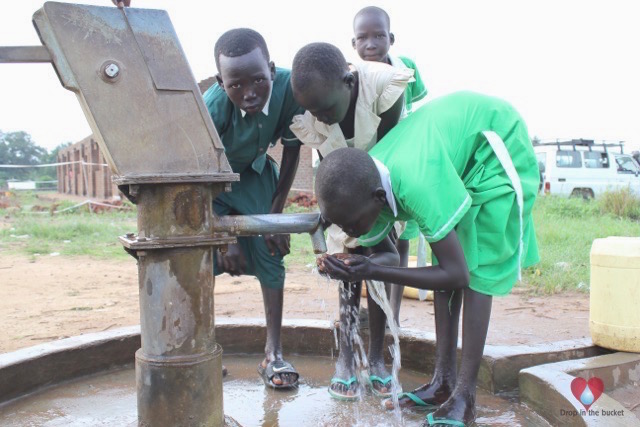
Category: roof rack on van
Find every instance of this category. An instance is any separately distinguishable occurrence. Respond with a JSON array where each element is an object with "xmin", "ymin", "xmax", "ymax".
[{"xmin": 534, "ymin": 139, "xmax": 624, "ymax": 154}]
